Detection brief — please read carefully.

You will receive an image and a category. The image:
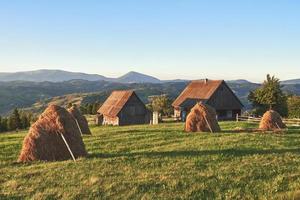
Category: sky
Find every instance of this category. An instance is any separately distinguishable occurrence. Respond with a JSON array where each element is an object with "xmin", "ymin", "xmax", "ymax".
[{"xmin": 0, "ymin": 0, "xmax": 299, "ymax": 82}]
